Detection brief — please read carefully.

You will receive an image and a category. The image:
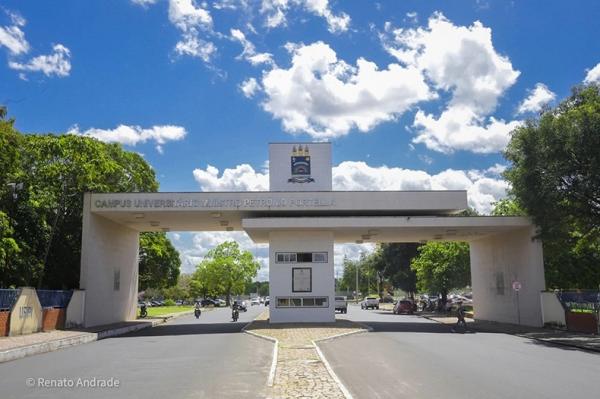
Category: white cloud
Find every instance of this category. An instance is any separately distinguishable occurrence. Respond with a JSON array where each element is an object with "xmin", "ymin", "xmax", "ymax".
[
  {"xmin": 584, "ymin": 62, "xmax": 600, "ymax": 84},
  {"xmin": 69, "ymin": 124, "xmax": 187, "ymax": 151},
  {"xmin": 383, "ymin": 13, "xmax": 520, "ymax": 153},
  {"xmin": 169, "ymin": 0, "xmax": 213, "ymax": 31},
  {"xmin": 0, "ymin": 20, "xmax": 29, "ymax": 55},
  {"xmin": 8, "ymin": 44, "xmax": 71, "ymax": 77},
  {"xmin": 230, "ymin": 28, "xmax": 274, "ymax": 66},
  {"xmin": 193, "ymin": 164, "xmax": 269, "ymax": 191},
  {"xmin": 213, "ymin": 0, "xmax": 247, "ymax": 11},
  {"xmin": 131, "ymin": 0, "xmax": 158, "ymax": 6},
  {"xmin": 240, "ymin": 77, "xmax": 260, "ymax": 97},
  {"xmin": 167, "ymin": 0, "xmax": 216, "ymax": 62},
  {"xmin": 405, "ymin": 11, "xmax": 418, "ymax": 24},
  {"xmin": 412, "ymin": 105, "xmax": 521, "ymax": 154},
  {"xmin": 174, "ymin": 33, "xmax": 216, "ymax": 61},
  {"xmin": 260, "ymin": 41, "xmax": 434, "ymax": 139},
  {"xmin": 192, "ymin": 160, "xmax": 509, "ymax": 214},
  {"xmin": 517, "ymin": 83, "xmax": 556, "ymax": 114},
  {"xmin": 260, "ymin": 0, "xmax": 350, "ymax": 33}
]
